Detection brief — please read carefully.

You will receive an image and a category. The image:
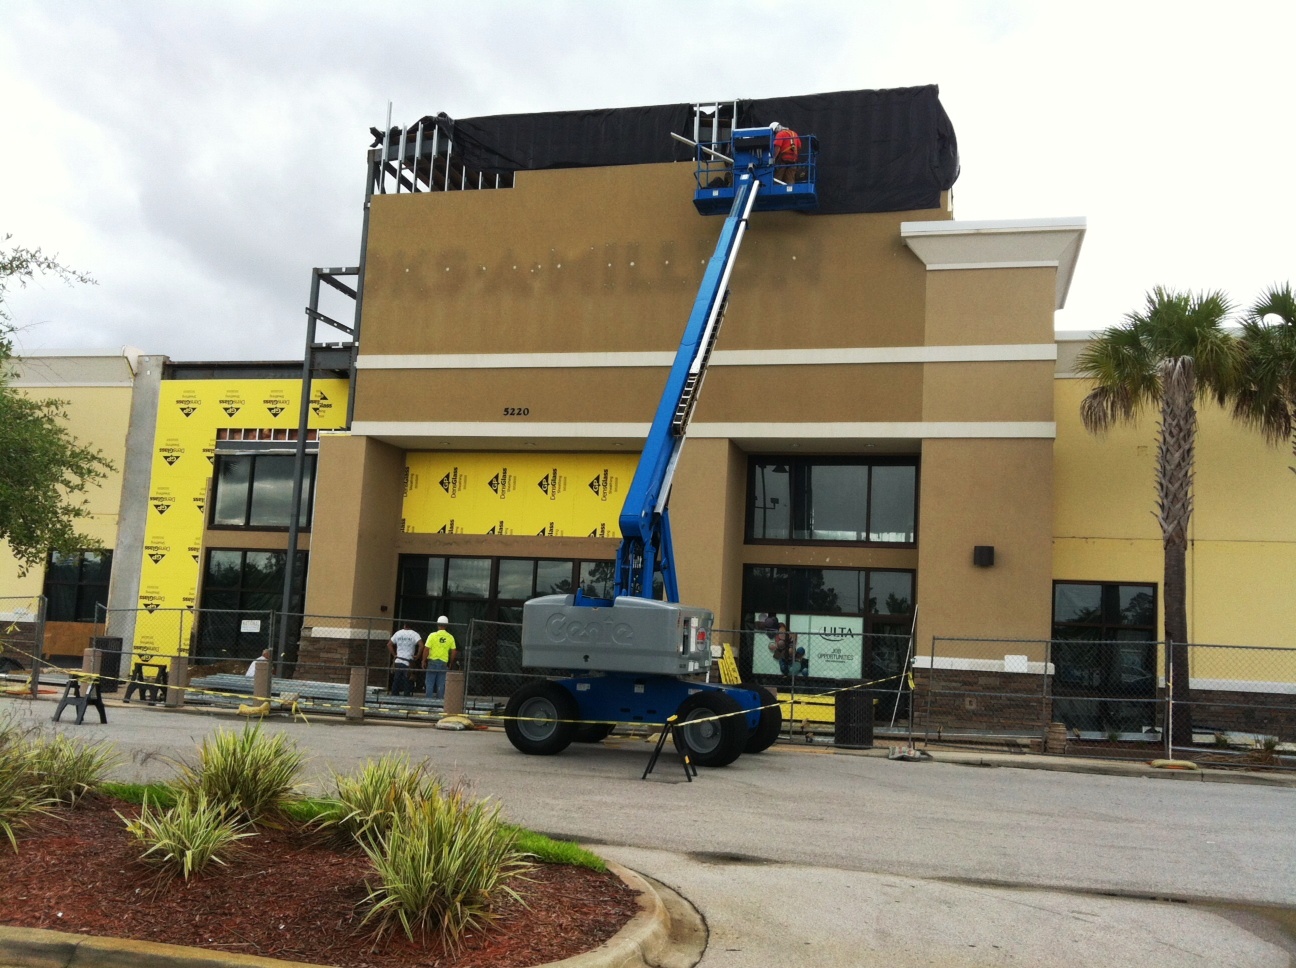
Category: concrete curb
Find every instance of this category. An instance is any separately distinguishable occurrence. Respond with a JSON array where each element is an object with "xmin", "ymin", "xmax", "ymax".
[
  {"xmin": 786, "ymin": 742, "xmax": 1296, "ymax": 787},
  {"xmin": 0, "ymin": 862, "xmax": 703, "ymax": 968}
]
